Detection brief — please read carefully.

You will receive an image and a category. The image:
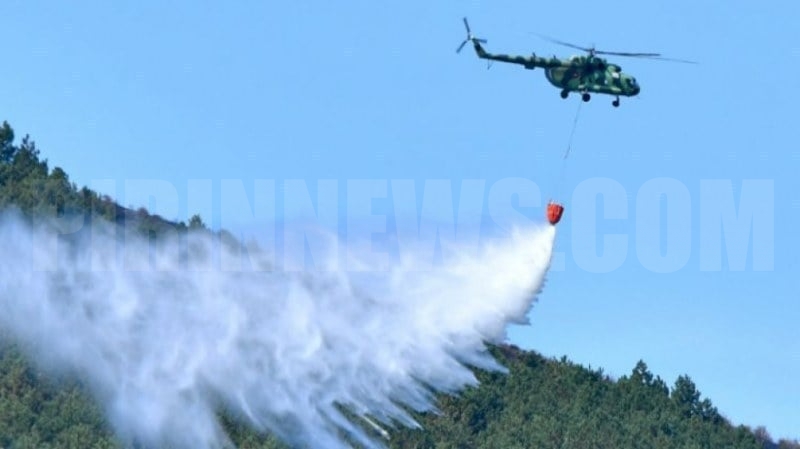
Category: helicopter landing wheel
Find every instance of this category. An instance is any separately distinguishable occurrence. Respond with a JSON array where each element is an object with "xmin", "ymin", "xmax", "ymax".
[
  {"xmin": 612, "ymin": 98, "xmax": 620, "ymax": 107},
  {"xmin": 560, "ymin": 89, "xmax": 569, "ymax": 99},
  {"xmin": 582, "ymin": 92, "xmax": 590, "ymax": 102}
]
